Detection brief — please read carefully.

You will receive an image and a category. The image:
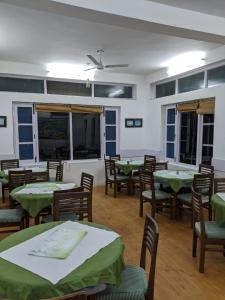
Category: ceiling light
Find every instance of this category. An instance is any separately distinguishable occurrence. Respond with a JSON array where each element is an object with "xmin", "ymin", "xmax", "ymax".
[
  {"xmin": 46, "ymin": 63, "xmax": 96, "ymax": 80},
  {"xmin": 162, "ymin": 51, "xmax": 206, "ymax": 76}
]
